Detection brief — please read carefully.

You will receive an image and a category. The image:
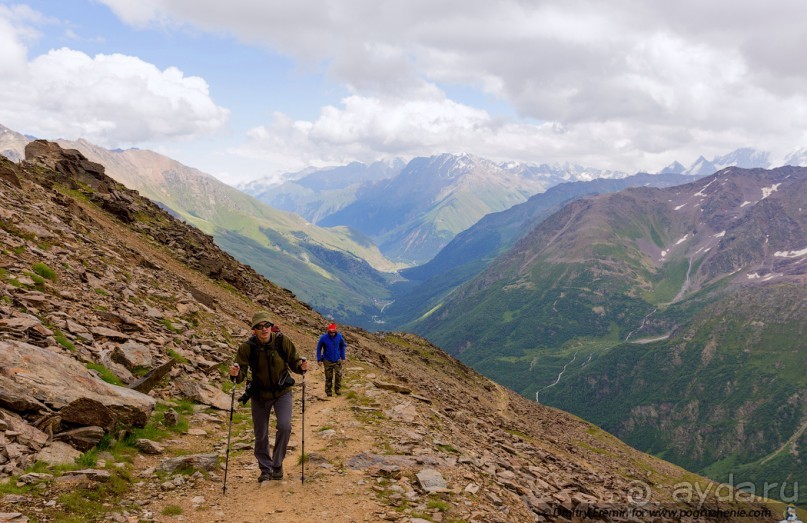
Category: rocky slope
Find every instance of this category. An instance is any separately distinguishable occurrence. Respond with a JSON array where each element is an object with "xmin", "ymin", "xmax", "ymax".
[
  {"xmin": 0, "ymin": 123, "xmax": 402, "ymax": 330},
  {"xmin": 0, "ymin": 143, "xmax": 782, "ymax": 521}
]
